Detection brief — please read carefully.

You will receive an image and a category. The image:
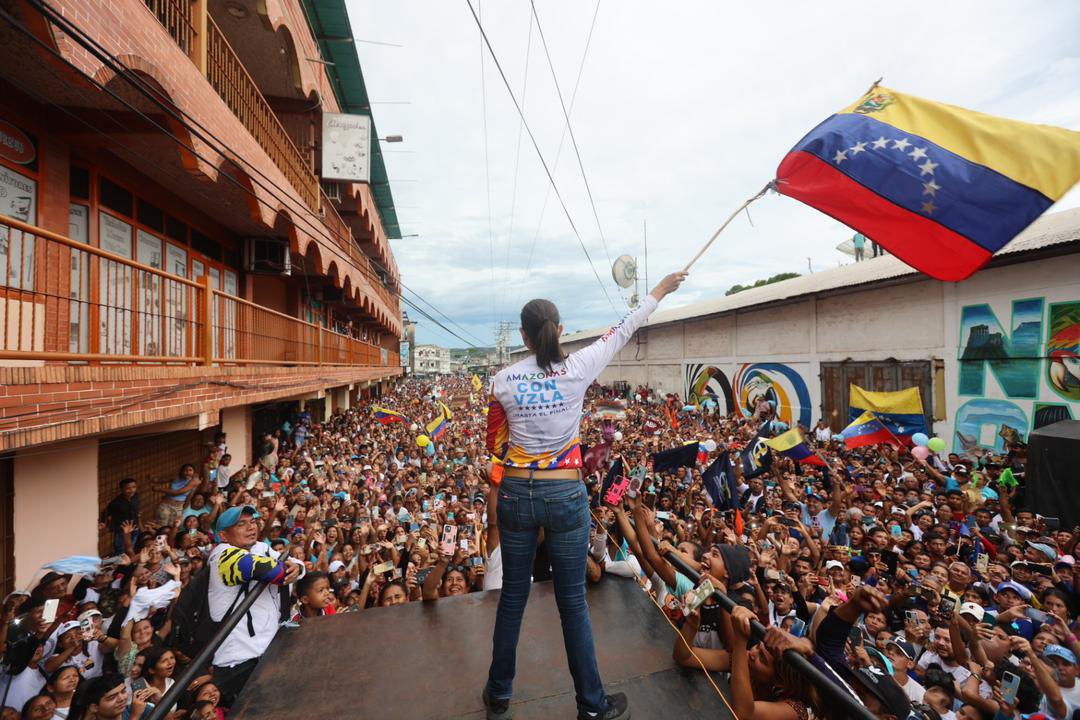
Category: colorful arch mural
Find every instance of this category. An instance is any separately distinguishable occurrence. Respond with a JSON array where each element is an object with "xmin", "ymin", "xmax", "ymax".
[
  {"xmin": 684, "ymin": 364, "xmax": 733, "ymax": 412},
  {"xmin": 732, "ymin": 363, "xmax": 812, "ymax": 428}
]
